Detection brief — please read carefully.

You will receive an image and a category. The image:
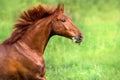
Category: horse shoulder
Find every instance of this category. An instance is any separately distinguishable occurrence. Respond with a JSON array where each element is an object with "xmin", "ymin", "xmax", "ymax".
[
  {"xmin": 0, "ymin": 44, "xmax": 38, "ymax": 79},
  {"xmin": 0, "ymin": 45, "xmax": 21, "ymax": 79}
]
